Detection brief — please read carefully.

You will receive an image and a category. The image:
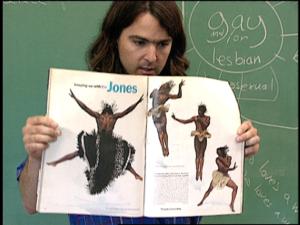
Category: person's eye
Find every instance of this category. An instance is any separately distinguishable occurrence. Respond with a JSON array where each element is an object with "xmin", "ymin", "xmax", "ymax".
[
  {"xmin": 157, "ymin": 41, "xmax": 170, "ymax": 49},
  {"xmin": 133, "ymin": 39, "xmax": 147, "ymax": 47}
]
